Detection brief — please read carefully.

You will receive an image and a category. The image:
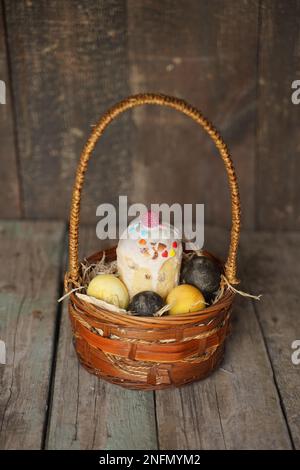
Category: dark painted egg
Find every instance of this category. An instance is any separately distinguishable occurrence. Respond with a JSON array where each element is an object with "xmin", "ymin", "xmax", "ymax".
[
  {"xmin": 181, "ymin": 256, "xmax": 221, "ymax": 300},
  {"xmin": 129, "ymin": 291, "xmax": 164, "ymax": 316}
]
